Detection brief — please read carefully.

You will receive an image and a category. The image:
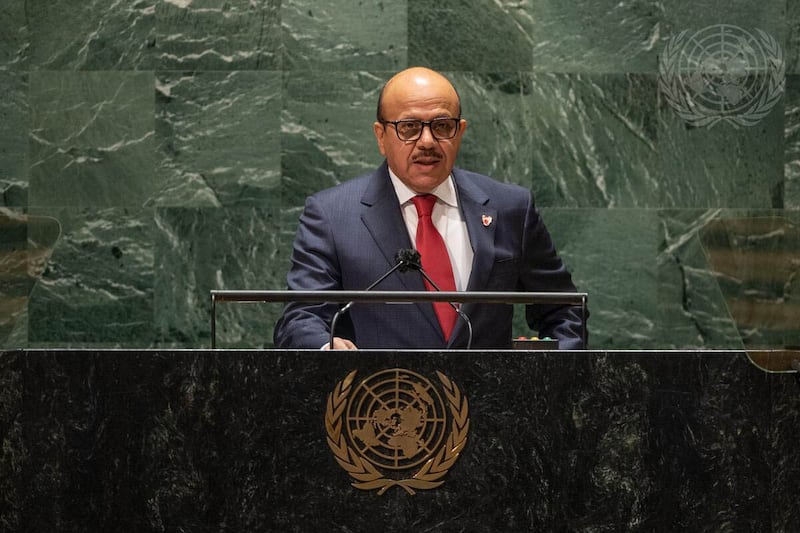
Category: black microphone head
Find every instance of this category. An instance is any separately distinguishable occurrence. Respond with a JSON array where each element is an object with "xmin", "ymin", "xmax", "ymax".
[{"xmin": 396, "ymin": 248, "xmax": 422, "ymax": 272}]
